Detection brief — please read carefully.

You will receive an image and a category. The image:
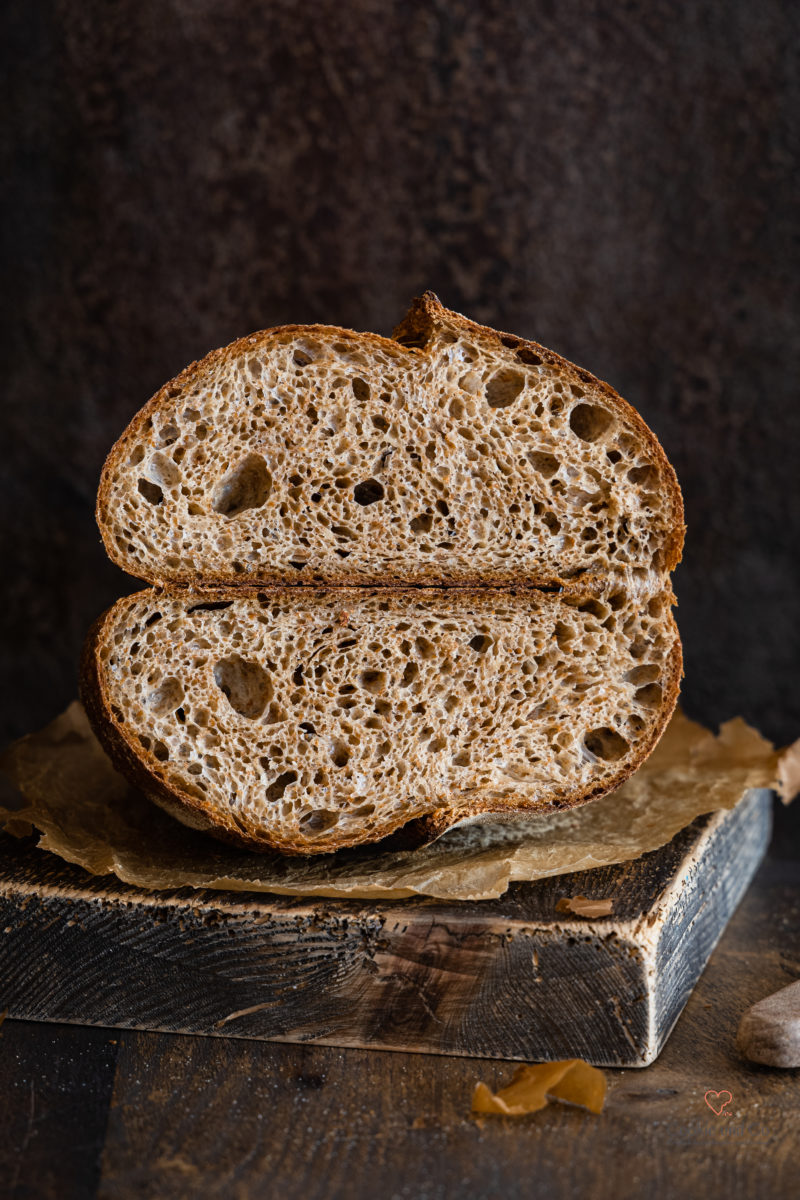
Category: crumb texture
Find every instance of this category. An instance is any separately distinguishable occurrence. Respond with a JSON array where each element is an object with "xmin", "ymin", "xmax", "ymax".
[
  {"xmin": 90, "ymin": 587, "xmax": 680, "ymax": 853},
  {"xmin": 99, "ymin": 299, "xmax": 682, "ymax": 587}
]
